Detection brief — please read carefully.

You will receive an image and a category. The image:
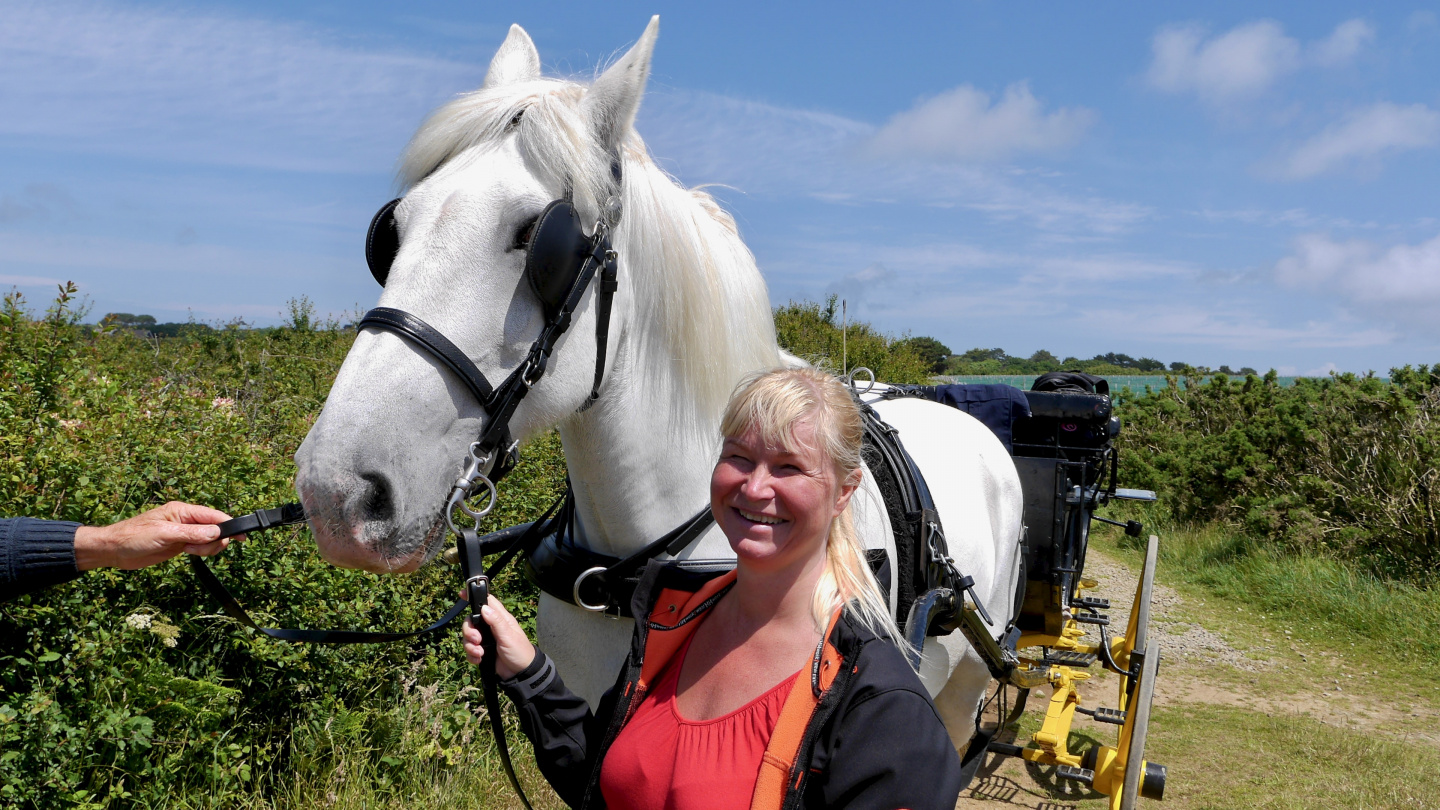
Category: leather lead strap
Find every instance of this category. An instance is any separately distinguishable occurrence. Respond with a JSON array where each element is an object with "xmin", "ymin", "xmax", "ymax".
[
  {"xmin": 458, "ymin": 527, "xmax": 534, "ymax": 810},
  {"xmin": 189, "ymin": 555, "xmax": 469, "ymax": 644},
  {"xmin": 189, "ymin": 496, "xmax": 564, "ymax": 645}
]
